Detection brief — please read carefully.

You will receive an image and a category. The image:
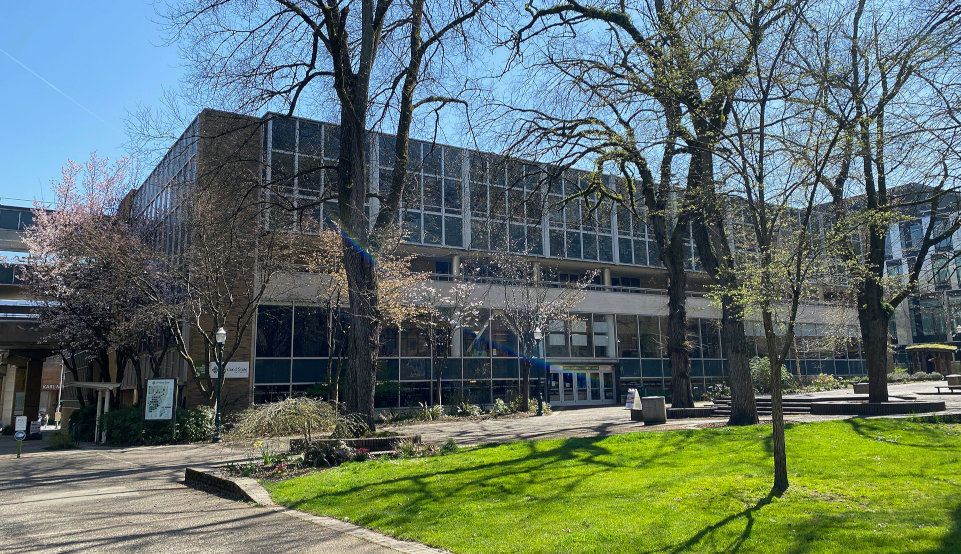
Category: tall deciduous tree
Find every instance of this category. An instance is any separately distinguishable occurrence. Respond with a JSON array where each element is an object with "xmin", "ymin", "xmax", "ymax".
[
  {"xmin": 513, "ymin": 0, "xmax": 796, "ymax": 424},
  {"xmin": 164, "ymin": 0, "xmax": 492, "ymax": 426},
  {"xmin": 717, "ymin": 1, "xmax": 835, "ymax": 491},
  {"xmin": 795, "ymin": 0, "xmax": 961, "ymax": 402}
]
